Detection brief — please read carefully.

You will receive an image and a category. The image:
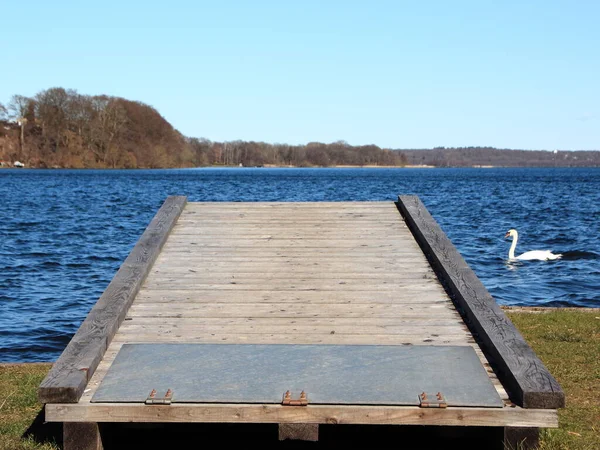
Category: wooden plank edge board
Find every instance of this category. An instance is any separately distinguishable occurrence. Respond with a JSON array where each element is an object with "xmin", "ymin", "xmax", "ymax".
[
  {"xmin": 396, "ymin": 195, "xmax": 565, "ymax": 410},
  {"xmin": 45, "ymin": 403, "xmax": 558, "ymax": 427},
  {"xmin": 38, "ymin": 196, "xmax": 188, "ymax": 404}
]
